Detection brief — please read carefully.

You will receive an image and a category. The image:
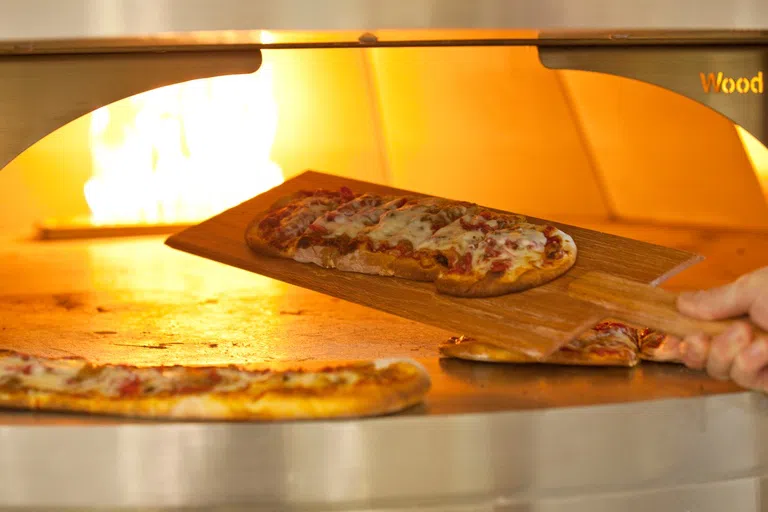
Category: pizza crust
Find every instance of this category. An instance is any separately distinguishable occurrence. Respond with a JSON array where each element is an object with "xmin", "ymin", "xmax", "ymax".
[
  {"xmin": 440, "ymin": 318, "xmax": 690, "ymax": 368},
  {"xmin": 294, "ymin": 246, "xmax": 440, "ymax": 282},
  {"xmin": 440, "ymin": 337, "xmax": 639, "ymax": 367},
  {"xmin": 334, "ymin": 250, "xmax": 399, "ymax": 277},
  {"xmin": 439, "ymin": 338, "xmax": 537, "ymax": 363},
  {"xmin": 0, "ymin": 379, "xmax": 428, "ymax": 421},
  {"xmin": 434, "ymin": 258, "xmax": 575, "ymax": 297},
  {"xmin": 294, "ymin": 244, "xmax": 340, "ymax": 268},
  {"xmin": 440, "ymin": 317, "xmax": 644, "ymax": 367},
  {"xmin": 292, "ymin": 229, "xmax": 577, "ymax": 297},
  {"xmin": 0, "ymin": 356, "xmax": 431, "ymax": 421},
  {"xmin": 305, "ymin": 248, "xmax": 442, "ymax": 282},
  {"xmin": 245, "ymin": 188, "xmax": 356, "ymax": 259},
  {"xmin": 638, "ymin": 330, "xmax": 681, "ymax": 363},
  {"xmin": 387, "ymin": 254, "xmax": 442, "ymax": 281},
  {"xmin": 435, "ymin": 242, "xmax": 577, "ymax": 297},
  {"xmin": 244, "ymin": 216, "xmax": 292, "ymax": 258}
]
